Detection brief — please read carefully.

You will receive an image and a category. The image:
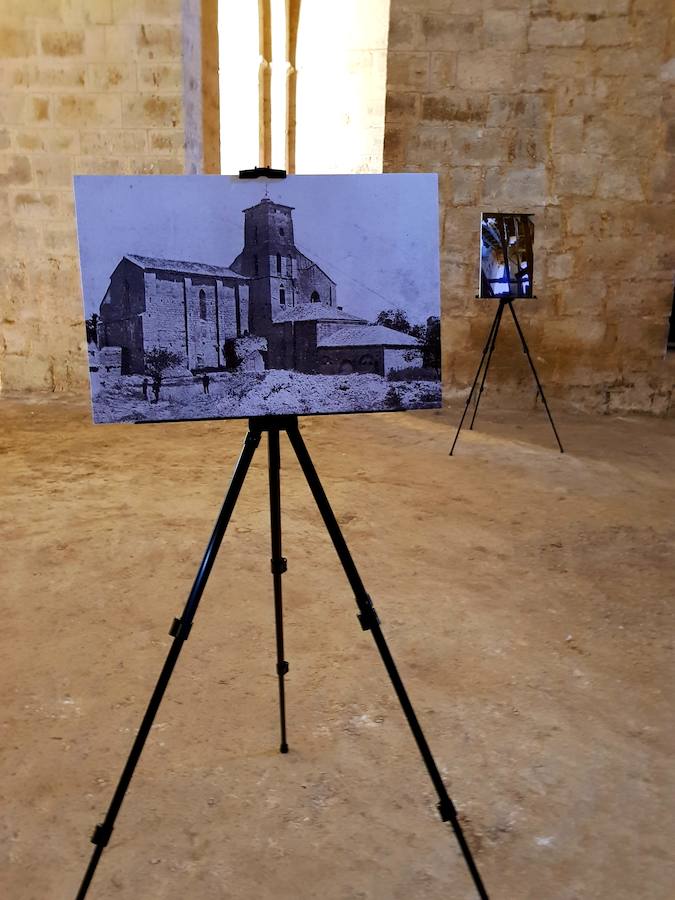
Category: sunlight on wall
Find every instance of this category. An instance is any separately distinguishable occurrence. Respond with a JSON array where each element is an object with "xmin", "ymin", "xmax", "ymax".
[
  {"xmin": 295, "ymin": 0, "xmax": 390, "ymax": 173},
  {"xmin": 217, "ymin": 0, "xmax": 390, "ymax": 174},
  {"xmin": 218, "ymin": 1, "xmax": 259, "ymax": 174}
]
